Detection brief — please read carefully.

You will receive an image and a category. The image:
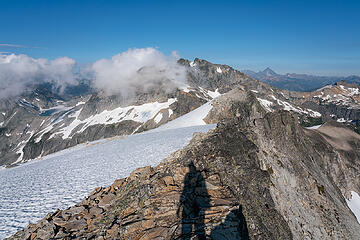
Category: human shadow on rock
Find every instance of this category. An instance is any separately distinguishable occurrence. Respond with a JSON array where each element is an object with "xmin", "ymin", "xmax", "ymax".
[
  {"xmin": 178, "ymin": 162, "xmax": 210, "ymax": 240},
  {"xmin": 209, "ymin": 206, "xmax": 249, "ymax": 240}
]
